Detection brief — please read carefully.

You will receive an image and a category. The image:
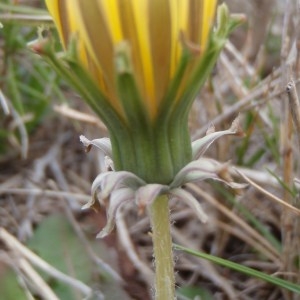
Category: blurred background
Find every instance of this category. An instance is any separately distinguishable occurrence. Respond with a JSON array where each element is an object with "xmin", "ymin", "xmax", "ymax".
[{"xmin": 1, "ymin": 0, "xmax": 299, "ymax": 299}]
